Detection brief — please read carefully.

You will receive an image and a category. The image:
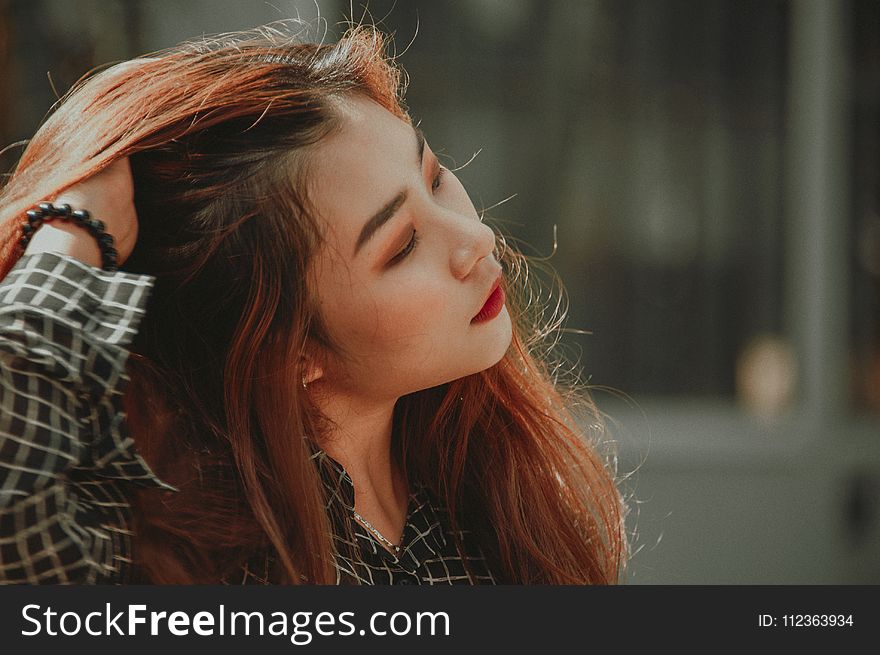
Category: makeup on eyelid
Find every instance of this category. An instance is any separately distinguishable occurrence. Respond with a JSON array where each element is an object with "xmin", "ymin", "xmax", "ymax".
[{"xmin": 388, "ymin": 166, "xmax": 445, "ymax": 264}]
